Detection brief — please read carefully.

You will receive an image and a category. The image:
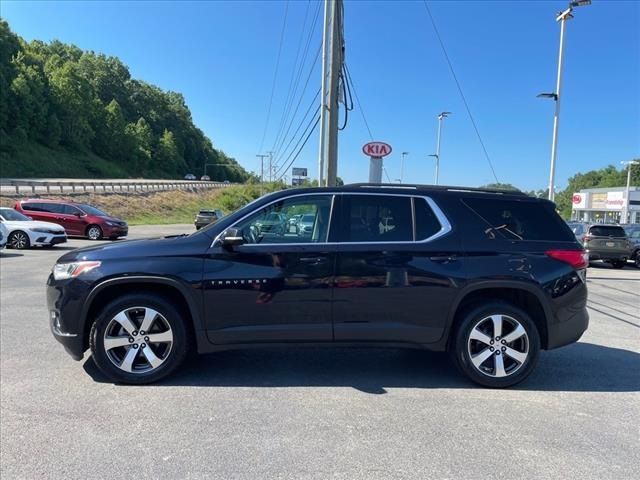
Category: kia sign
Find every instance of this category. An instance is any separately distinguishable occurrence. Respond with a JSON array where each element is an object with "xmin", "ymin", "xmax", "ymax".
[{"xmin": 362, "ymin": 142, "xmax": 392, "ymax": 158}]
